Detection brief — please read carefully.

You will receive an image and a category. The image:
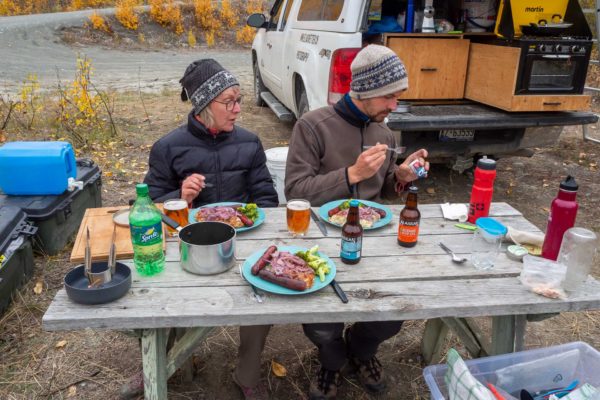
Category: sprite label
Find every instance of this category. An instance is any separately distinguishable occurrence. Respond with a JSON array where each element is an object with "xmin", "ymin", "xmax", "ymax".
[{"xmin": 131, "ymin": 222, "xmax": 163, "ymax": 246}]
